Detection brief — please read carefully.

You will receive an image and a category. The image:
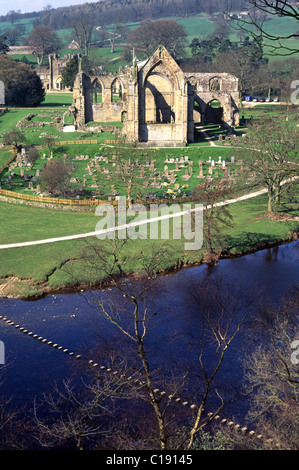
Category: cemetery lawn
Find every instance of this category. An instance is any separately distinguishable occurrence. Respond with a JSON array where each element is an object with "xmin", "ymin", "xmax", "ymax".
[{"xmin": 0, "ymin": 193, "xmax": 298, "ymax": 299}]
